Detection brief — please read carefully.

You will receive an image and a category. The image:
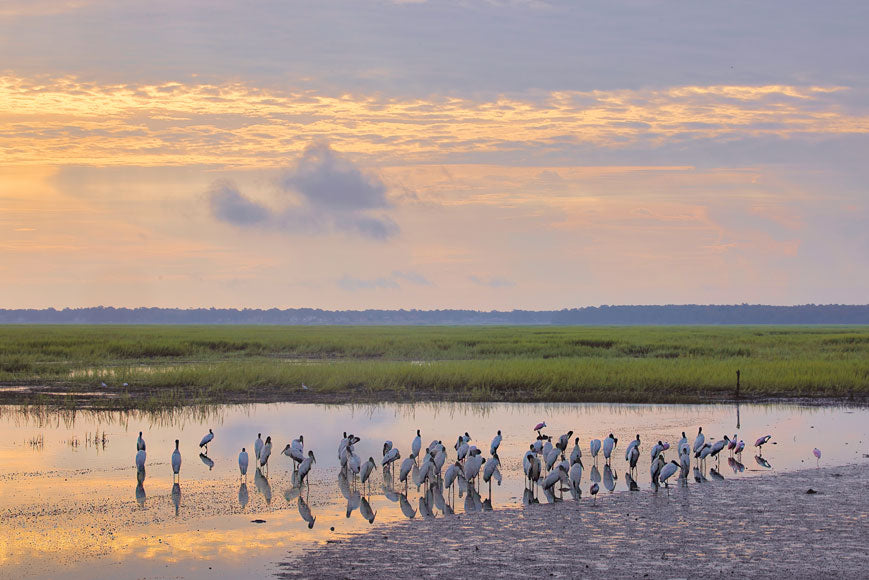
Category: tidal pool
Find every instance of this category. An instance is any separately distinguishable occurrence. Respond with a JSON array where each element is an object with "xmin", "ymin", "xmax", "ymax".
[{"xmin": 0, "ymin": 401, "xmax": 866, "ymax": 579}]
